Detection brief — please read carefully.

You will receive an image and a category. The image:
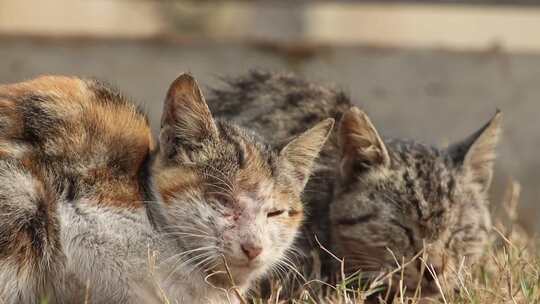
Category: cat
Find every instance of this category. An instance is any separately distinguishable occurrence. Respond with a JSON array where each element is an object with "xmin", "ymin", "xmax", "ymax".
[
  {"xmin": 0, "ymin": 73, "xmax": 333, "ymax": 303},
  {"xmin": 207, "ymin": 70, "xmax": 502, "ymax": 299},
  {"xmin": 208, "ymin": 71, "xmax": 350, "ymax": 295},
  {"xmin": 333, "ymin": 107, "xmax": 500, "ymax": 300}
]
